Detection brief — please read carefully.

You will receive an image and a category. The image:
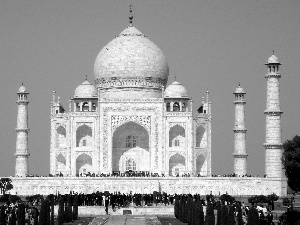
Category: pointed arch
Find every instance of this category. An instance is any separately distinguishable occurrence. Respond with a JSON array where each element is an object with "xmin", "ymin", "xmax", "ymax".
[
  {"xmin": 56, "ymin": 125, "xmax": 66, "ymax": 148},
  {"xmin": 169, "ymin": 153, "xmax": 185, "ymax": 176},
  {"xmin": 166, "ymin": 102, "xmax": 170, "ymax": 112},
  {"xmin": 196, "ymin": 154, "xmax": 206, "ymax": 174},
  {"xmin": 112, "ymin": 121, "xmax": 149, "ymax": 172},
  {"xmin": 173, "ymin": 102, "xmax": 180, "ymax": 111},
  {"xmin": 76, "ymin": 124, "xmax": 92, "ymax": 147},
  {"xmin": 196, "ymin": 125, "xmax": 205, "ymax": 147},
  {"xmin": 169, "ymin": 124, "xmax": 185, "ymax": 147},
  {"xmin": 56, "ymin": 153, "xmax": 66, "ymax": 172},
  {"xmin": 76, "ymin": 153, "xmax": 92, "ymax": 174}
]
